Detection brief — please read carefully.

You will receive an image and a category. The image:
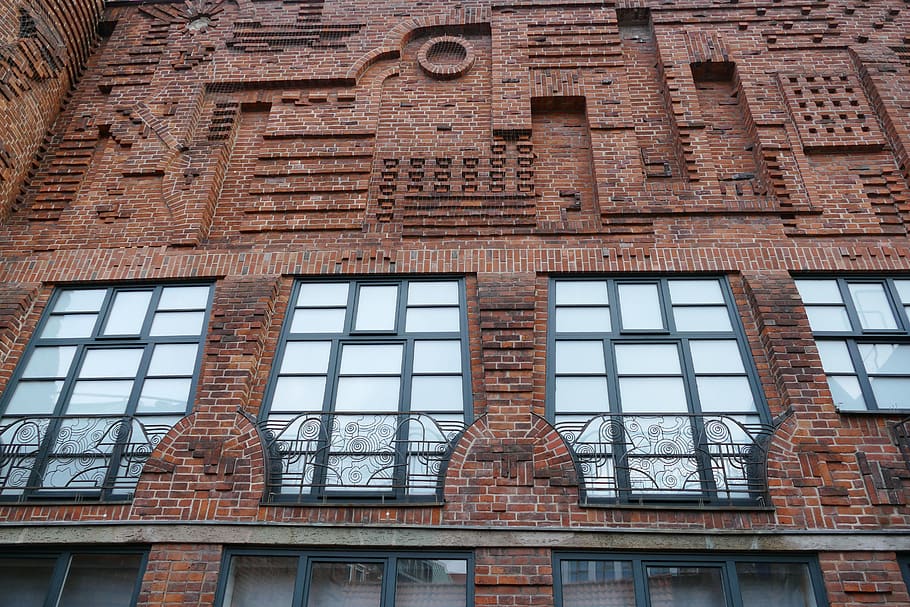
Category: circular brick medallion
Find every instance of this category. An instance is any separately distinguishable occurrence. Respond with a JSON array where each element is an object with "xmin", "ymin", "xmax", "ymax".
[{"xmin": 417, "ymin": 36, "xmax": 475, "ymax": 80}]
